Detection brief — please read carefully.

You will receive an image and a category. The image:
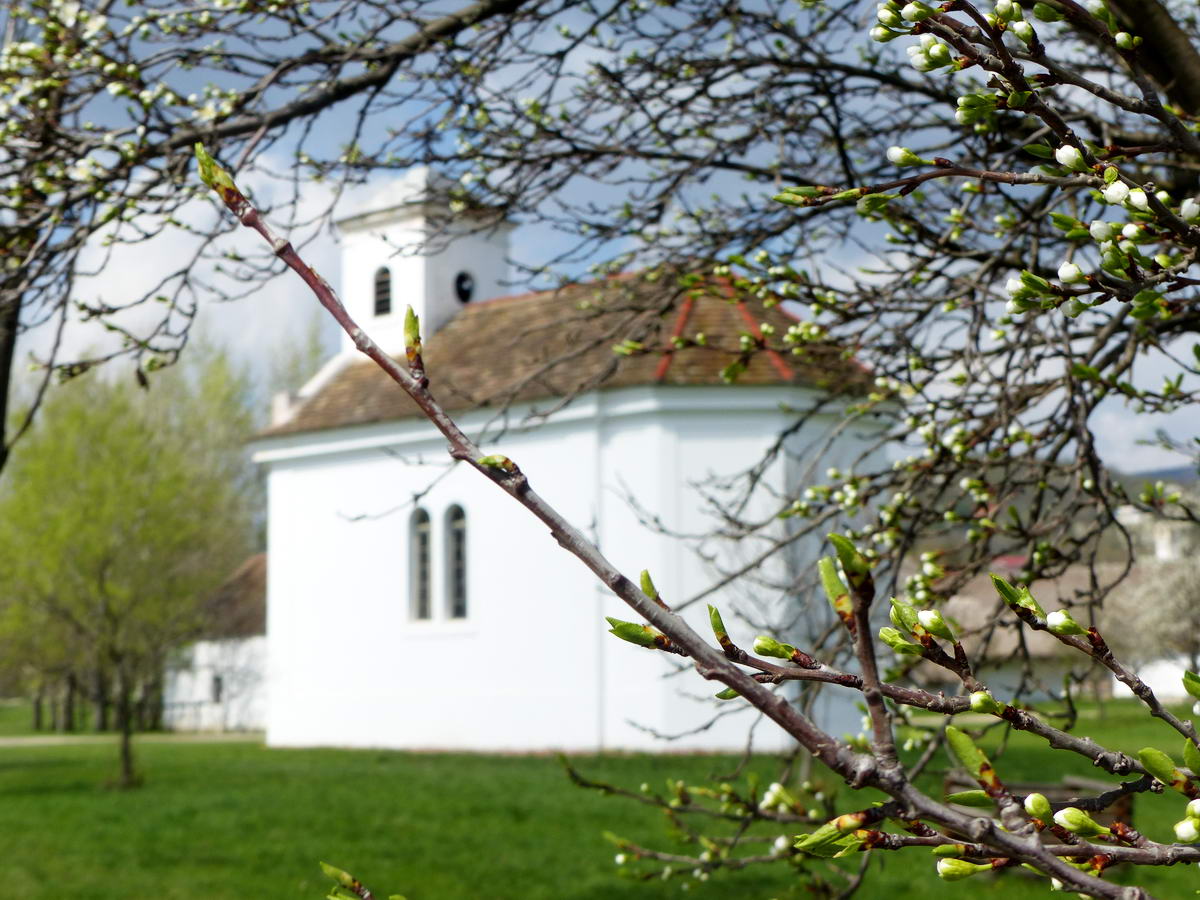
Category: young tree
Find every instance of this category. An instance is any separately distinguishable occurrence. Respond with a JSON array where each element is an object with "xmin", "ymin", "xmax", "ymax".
[{"xmin": 0, "ymin": 350, "xmax": 256, "ymax": 786}]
